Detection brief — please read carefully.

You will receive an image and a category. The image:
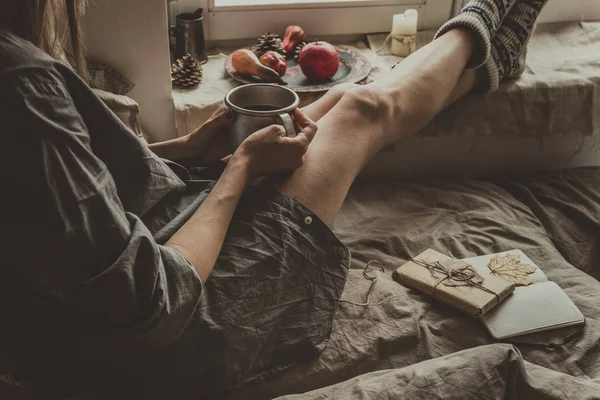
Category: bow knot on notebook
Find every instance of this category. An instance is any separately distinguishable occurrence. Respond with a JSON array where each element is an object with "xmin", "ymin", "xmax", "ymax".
[
  {"xmin": 394, "ymin": 249, "xmax": 586, "ymax": 341},
  {"xmin": 411, "ymin": 258, "xmax": 502, "ymax": 305},
  {"xmin": 393, "ymin": 250, "xmax": 515, "ymax": 317}
]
